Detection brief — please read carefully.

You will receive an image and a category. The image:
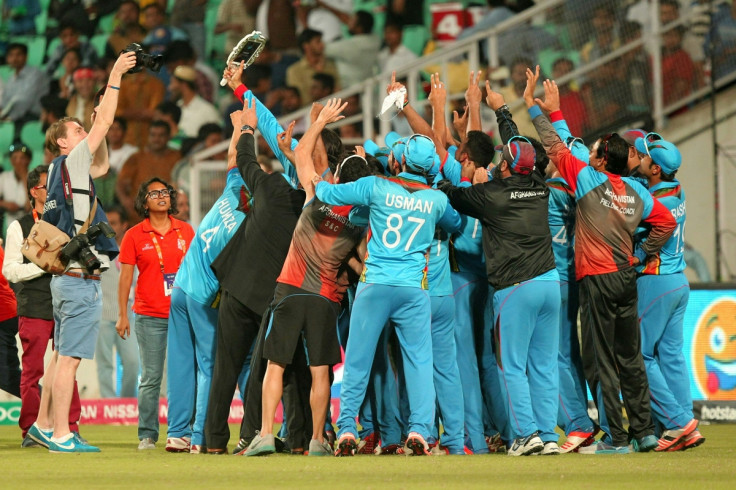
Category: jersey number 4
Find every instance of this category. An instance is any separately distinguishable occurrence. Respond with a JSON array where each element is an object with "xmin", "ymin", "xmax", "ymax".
[{"xmin": 382, "ymin": 213, "xmax": 425, "ymax": 251}]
